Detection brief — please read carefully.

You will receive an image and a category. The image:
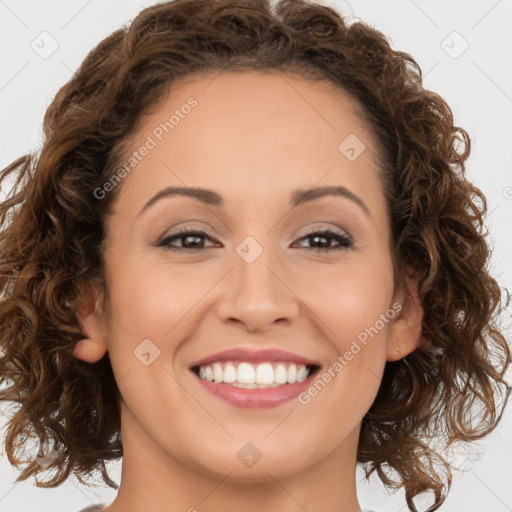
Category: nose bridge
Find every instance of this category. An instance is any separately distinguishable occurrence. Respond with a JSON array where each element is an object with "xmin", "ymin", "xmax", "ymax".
[{"xmin": 216, "ymin": 234, "xmax": 299, "ymax": 331}]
